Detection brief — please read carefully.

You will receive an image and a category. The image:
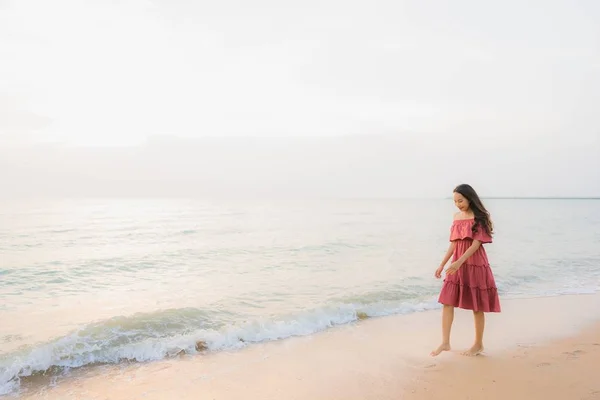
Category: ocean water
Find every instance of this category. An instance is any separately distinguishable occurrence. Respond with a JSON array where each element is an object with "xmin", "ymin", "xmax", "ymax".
[{"xmin": 1, "ymin": 197, "xmax": 599, "ymax": 396}]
